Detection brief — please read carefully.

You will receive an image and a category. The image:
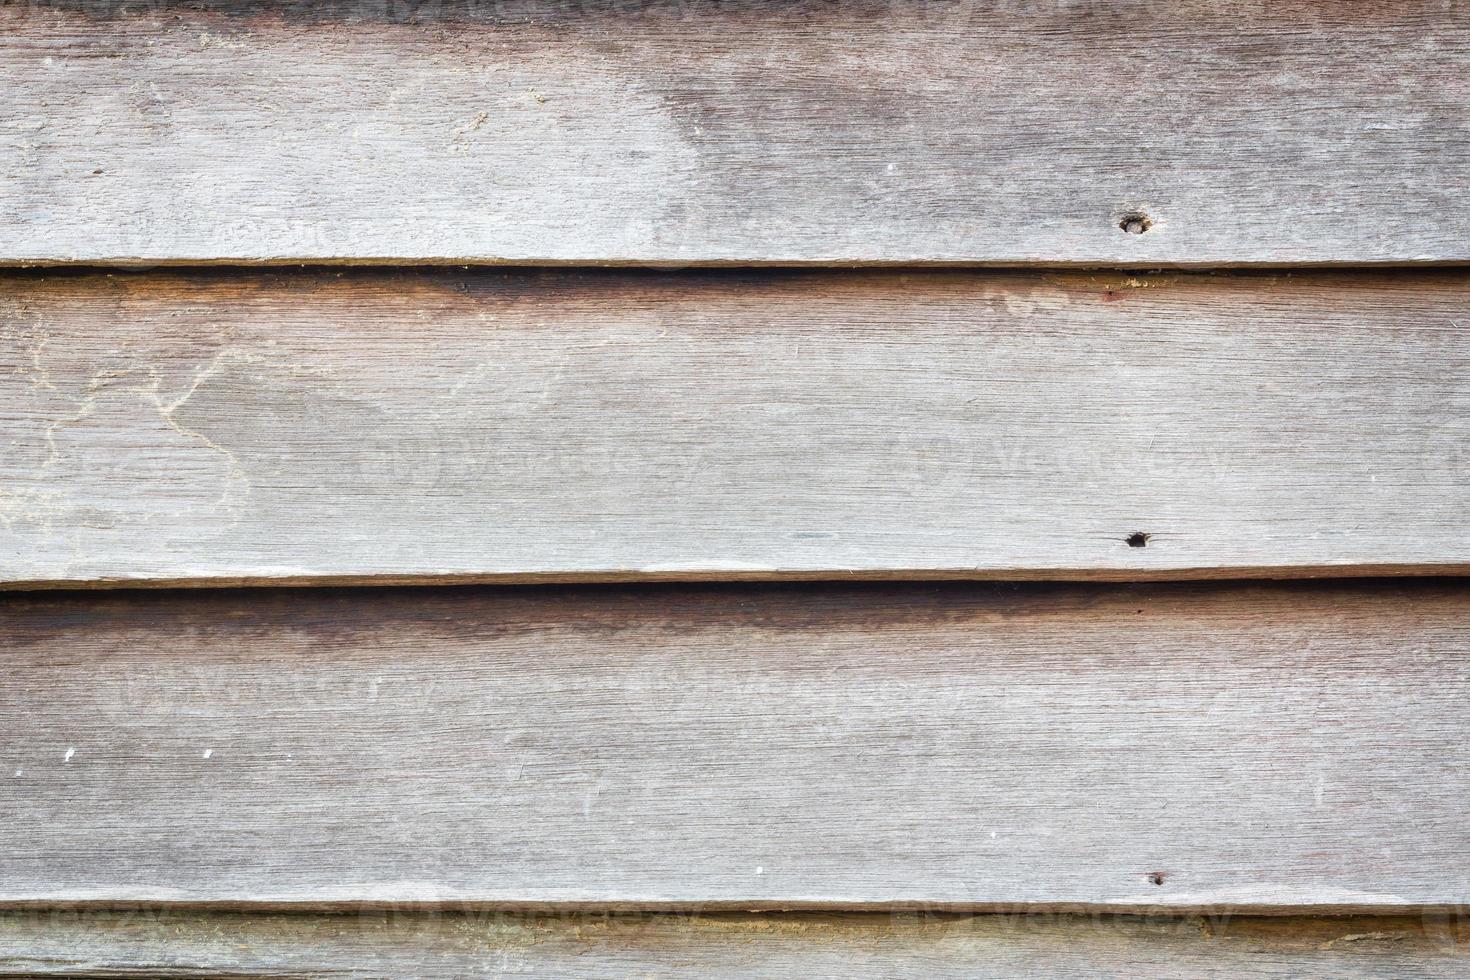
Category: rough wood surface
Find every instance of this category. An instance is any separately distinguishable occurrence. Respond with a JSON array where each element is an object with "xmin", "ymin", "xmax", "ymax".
[
  {"xmin": 3, "ymin": 269, "xmax": 1469, "ymax": 587},
  {"xmin": 3, "ymin": 1, "xmax": 1468, "ymax": 266},
  {"xmin": 2, "ymin": 910, "xmax": 1467, "ymax": 978},
  {"xmin": 3, "ymin": 580, "xmax": 1468, "ymax": 909}
]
